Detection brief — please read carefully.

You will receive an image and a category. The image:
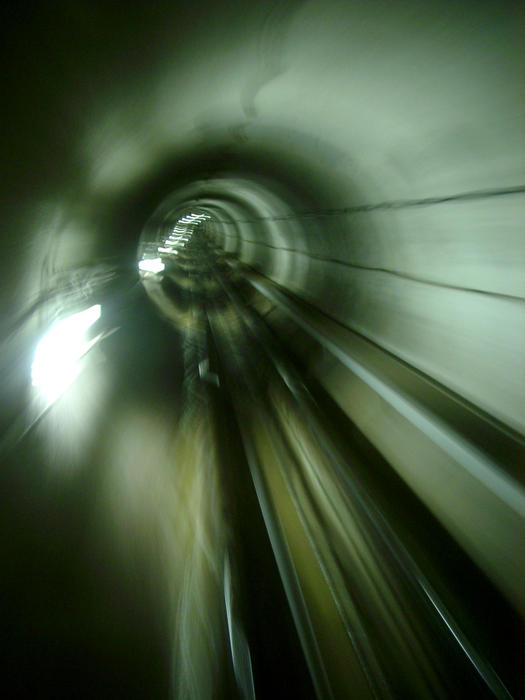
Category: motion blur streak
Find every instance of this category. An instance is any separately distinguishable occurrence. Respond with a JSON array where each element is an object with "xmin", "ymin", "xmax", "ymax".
[{"xmin": 0, "ymin": 1, "xmax": 523, "ymax": 699}]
